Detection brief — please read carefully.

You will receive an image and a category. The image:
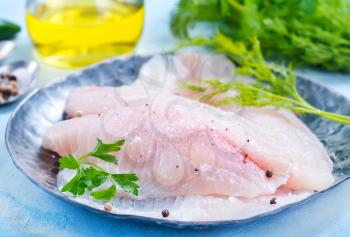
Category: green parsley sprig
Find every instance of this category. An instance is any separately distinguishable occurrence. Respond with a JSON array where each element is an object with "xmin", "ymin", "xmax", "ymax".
[
  {"xmin": 179, "ymin": 32, "xmax": 350, "ymax": 125},
  {"xmin": 171, "ymin": 0, "xmax": 350, "ymax": 72},
  {"xmin": 59, "ymin": 139, "xmax": 139, "ymax": 201}
]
